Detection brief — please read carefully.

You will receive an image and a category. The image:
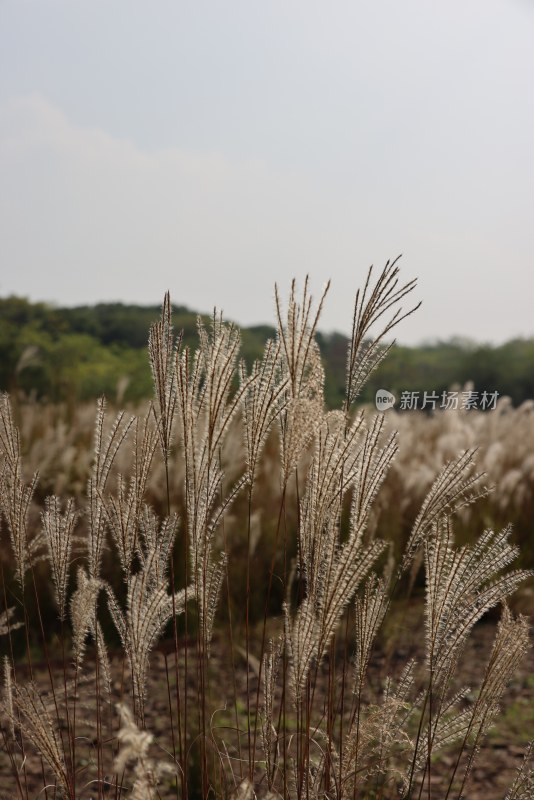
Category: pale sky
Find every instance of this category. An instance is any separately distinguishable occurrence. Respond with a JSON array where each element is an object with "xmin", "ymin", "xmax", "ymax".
[{"xmin": 1, "ymin": 1, "xmax": 533, "ymax": 344}]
